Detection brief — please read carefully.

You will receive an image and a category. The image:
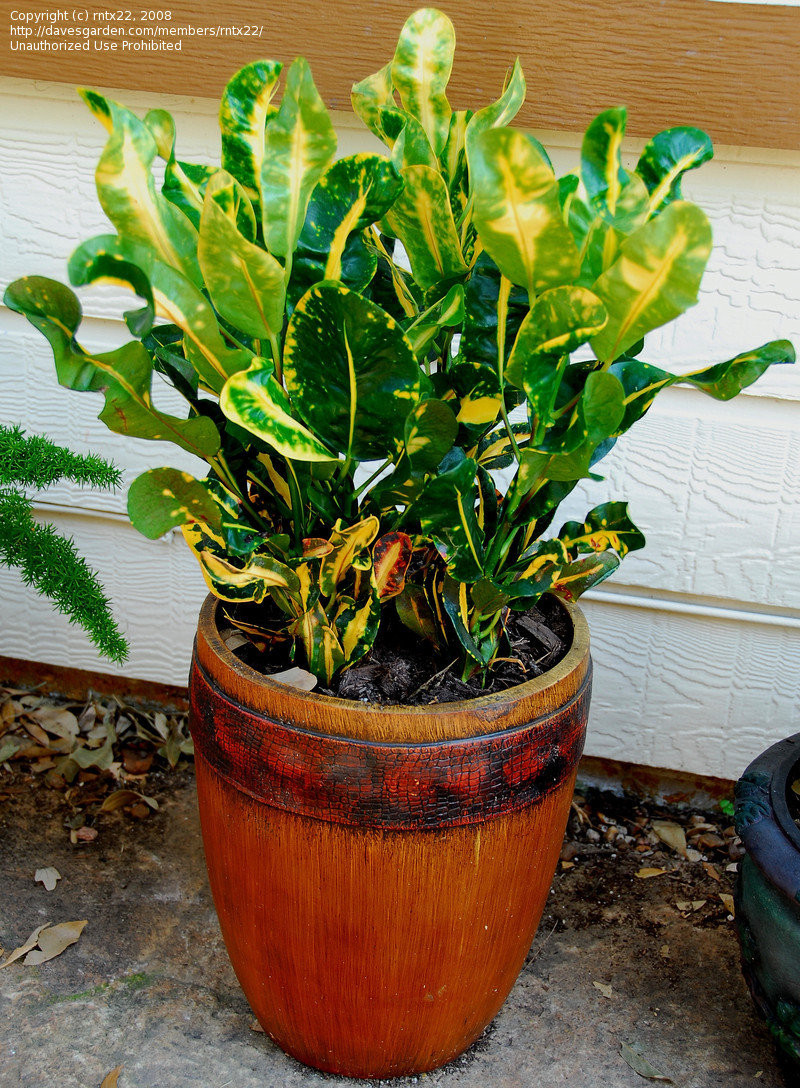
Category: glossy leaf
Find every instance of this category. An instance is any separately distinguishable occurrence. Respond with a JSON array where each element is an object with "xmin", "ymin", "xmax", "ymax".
[
  {"xmin": 551, "ymin": 551, "xmax": 620, "ymax": 602},
  {"xmin": 414, "ymin": 456, "xmax": 484, "ymax": 581},
  {"xmin": 291, "ymin": 602, "xmax": 346, "ymax": 683},
  {"xmin": 198, "ymin": 170, "xmax": 285, "ymax": 342},
  {"xmin": 220, "ymin": 60, "xmax": 282, "ymax": 207},
  {"xmin": 381, "ymin": 108, "xmax": 439, "ymax": 172},
  {"xmin": 682, "ymin": 340, "xmax": 795, "ymax": 399},
  {"xmin": 299, "ymin": 154, "xmax": 403, "ymax": 281},
  {"xmin": 404, "ymin": 398, "xmax": 459, "ymax": 473},
  {"xmin": 193, "ymin": 547, "xmax": 300, "ymax": 604},
  {"xmin": 127, "ymin": 468, "xmax": 222, "ymax": 540},
  {"xmin": 319, "ymin": 517, "xmax": 380, "ymax": 597},
  {"xmin": 505, "ymin": 286, "xmax": 607, "ymax": 388},
  {"xmin": 351, "ymin": 62, "xmax": 395, "ymax": 142},
  {"xmin": 637, "ymin": 127, "xmax": 714, "ymax": 215},
  {"xmin": 334, "ymin": 581, "xmax": 381, "ymax": 663},
  {"xmin": 391, "ymin": 8, "xmax": 455, "ymax": 157},
  {"xmin": 145, "ymin": 108, "xmax": 217, "ymax": 232},
  {"xmin": 471, "ymin": 128, "xmax": 579, "ymax": 296},
  {"xmin": 372, "ymin": 532, "xmax": 413, "ymax": 599},
  {"xmin": 78, "ymin": 90, "xmax": 200, "ymax": 285},
  {"xmin": 405, "ymin": 284, "xmax": 464, "ymax": 356},
  {"xmin": 590, "ymin": 201, "xmax": 712, "ymax": 363},
  {"xmin": 3, "ymin": 277, "xmax": 220, "ymax": 460},
  {"xmin": 68, "ymin": 234, "xmax": 251, "ymax": 394},
  {"xmin": 442, "ymin": 575, "xmax": 495, "ymax": 665},
  {"xmin": 581, "ymin": 107, "xmax": 649, "ymax": 231},
  {"xmin": 261, "ymin": 57, "xmax": 337, "ymax": 257},
  {"xmin": 382, "ymin": 165, "xmax": 468, "ymax": 290},
  {"xmin": 221, "ymin": 357, "xmax": 337, "ymax": 462},
  {"xmin": 580, "ymin": 370, "xmax": 626, "ymax": 442},
  {"xmin": 559, "ymin": 502, "xmax": 646, "ymax": 559},
  {"xmin": 395, "ymin": 583, "xmax": 443, "ymax": 648},
  {"xmin": 464, "ymin": 59, "xmax": 526, "ymax": 178},
  {"xmin": 284, "ymin": 282, "xmax": 424, "ymax": 459}
]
